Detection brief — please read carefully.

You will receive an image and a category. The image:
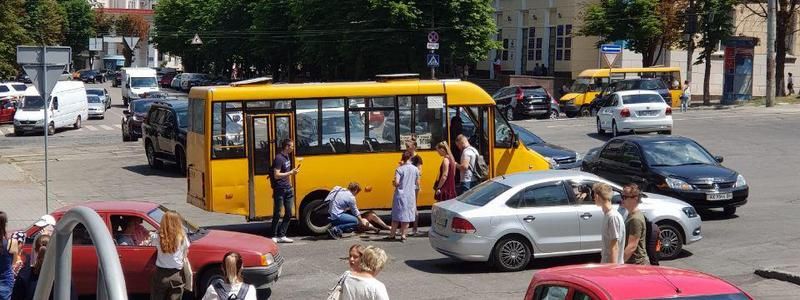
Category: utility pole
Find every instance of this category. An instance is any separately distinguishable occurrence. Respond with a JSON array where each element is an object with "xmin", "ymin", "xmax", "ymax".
[
  {"xmin": 766, "ymin": 0, "xmax": 776, "ymax": 107},
  {"xmin": 686, "ymin": 0, "xmax": 696, "ymax": 84}
]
